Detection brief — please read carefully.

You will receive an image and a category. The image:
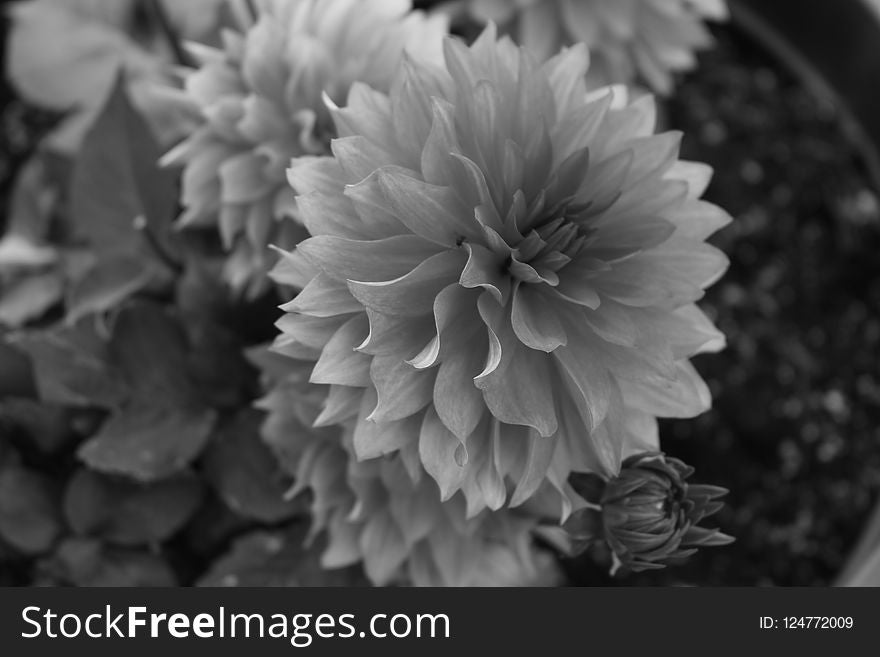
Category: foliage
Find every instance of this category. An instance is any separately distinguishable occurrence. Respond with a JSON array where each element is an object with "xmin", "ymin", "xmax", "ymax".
[{"xmin": 0, "ymin": 72, "xmax": 322, "ymax": 586}]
